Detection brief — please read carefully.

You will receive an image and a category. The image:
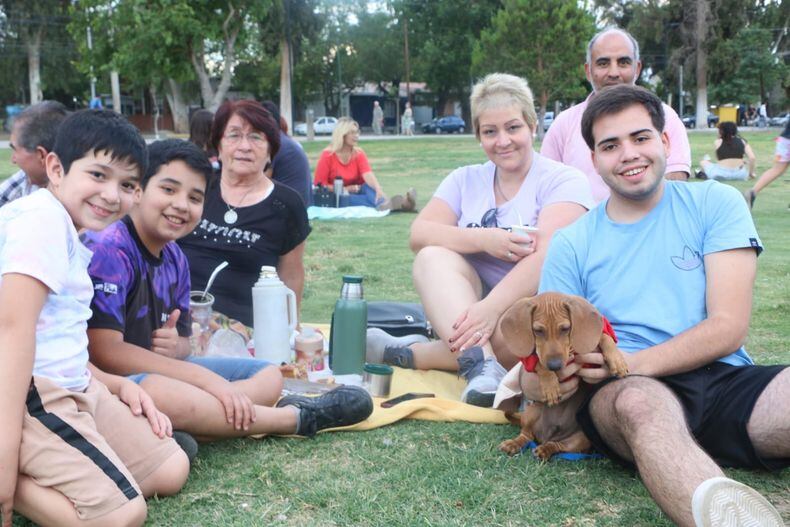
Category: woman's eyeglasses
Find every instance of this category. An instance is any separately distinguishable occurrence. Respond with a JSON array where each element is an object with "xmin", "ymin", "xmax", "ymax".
[
  {"xmin": 466, "ymin": 207, "xmax": 498, "ymax": 228},
  {"xmin": 223, "ymin": 131, "xmax": 267, "ymax": 147}
]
